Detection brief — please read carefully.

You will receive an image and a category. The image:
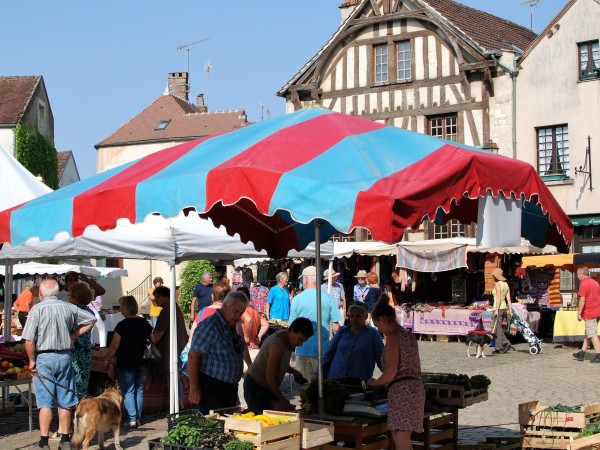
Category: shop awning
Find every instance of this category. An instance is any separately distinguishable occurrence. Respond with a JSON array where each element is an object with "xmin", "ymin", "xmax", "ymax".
[
  {"xmin": 522, "ymin": 253, "xmax": 600, "ymax": 270},
  {"xmin": 571, "ymin": 215, "xmax": 600, "ymax": 227}
]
